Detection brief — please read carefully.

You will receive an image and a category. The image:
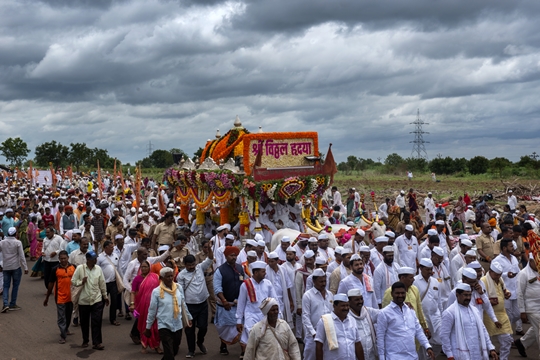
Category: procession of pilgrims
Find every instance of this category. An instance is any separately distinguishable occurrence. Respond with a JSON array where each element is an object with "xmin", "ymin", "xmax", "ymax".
[{"xmin": 1, "ymin": 118, "xmax": 539, "ymax": 360}]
